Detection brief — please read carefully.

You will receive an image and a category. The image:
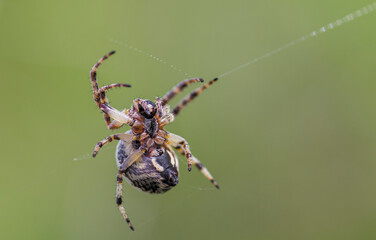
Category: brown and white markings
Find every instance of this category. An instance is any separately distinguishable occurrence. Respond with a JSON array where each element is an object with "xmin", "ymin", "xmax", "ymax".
[{"xmin": 90, "ymin": 51, "xmax": 219, "ymax": 231}]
